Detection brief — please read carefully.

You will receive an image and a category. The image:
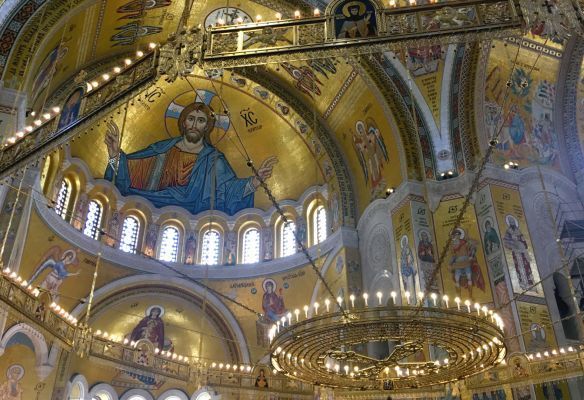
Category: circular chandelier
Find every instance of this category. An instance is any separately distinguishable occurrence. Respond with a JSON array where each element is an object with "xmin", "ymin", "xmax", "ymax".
[{"xmin": 269, "ymin": 293, "xmax": 506, "ymax": 390}]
